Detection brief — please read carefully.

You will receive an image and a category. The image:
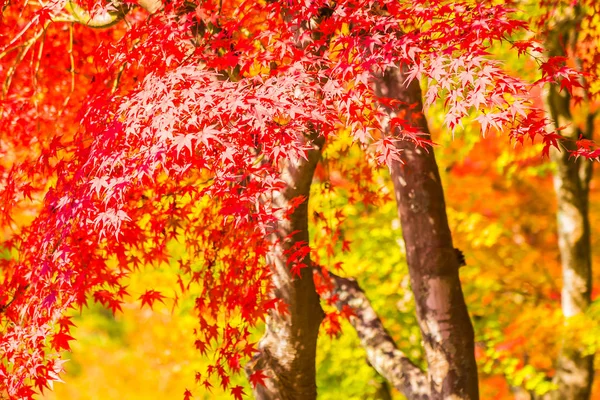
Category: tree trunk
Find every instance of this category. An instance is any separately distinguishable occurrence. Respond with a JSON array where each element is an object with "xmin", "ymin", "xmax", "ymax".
[
  {"xmin": 373, "ymin": 67, "xmax": 480, "ymax": 399},
  {"xmin": 544, "ymin": 7, "xmax": 594, "ymax": 399},
  {"xmin": 245, "ymin": 135, "xmax": 325, "ymax": 400}
]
